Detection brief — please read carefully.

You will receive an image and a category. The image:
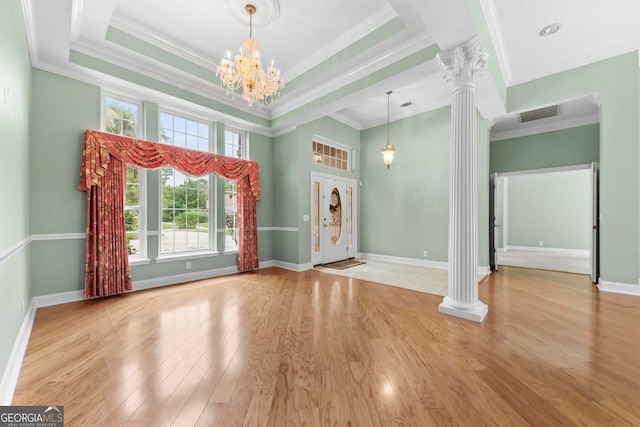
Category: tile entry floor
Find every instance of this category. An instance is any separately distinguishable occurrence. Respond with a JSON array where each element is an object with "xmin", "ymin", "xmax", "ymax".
[
  {"xmin": 498, "ymin": 248, "xmax": 590, "ymax": 275},
  {"xmin": 314, "ymin": 259, "xmax": 452, "ymax": 296}
]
